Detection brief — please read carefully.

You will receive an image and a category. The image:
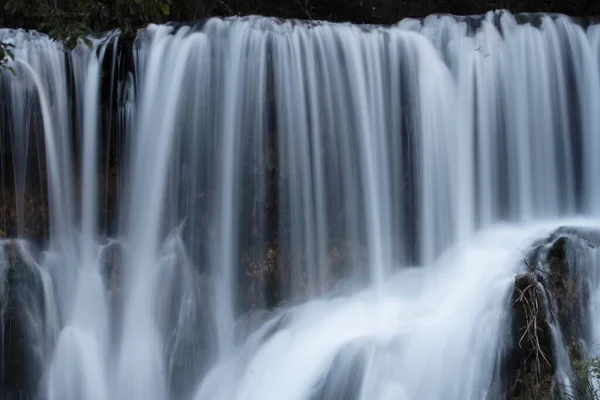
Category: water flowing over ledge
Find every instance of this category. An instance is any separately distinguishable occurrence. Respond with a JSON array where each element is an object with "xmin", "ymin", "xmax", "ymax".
[{"xmin": 0, "ymin": 10, "xmax": 600, "ymax": 400}]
